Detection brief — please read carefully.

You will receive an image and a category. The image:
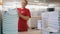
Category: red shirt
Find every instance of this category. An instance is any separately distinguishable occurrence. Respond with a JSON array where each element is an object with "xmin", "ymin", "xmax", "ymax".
[{"xmin": 17, "ymin": 8, "xmax": 31, "ymax": 31}]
